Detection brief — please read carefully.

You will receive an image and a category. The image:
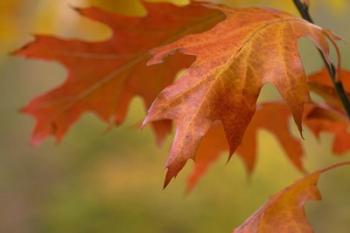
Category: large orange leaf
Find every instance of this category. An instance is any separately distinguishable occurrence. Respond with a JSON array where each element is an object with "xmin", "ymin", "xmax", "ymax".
[
  {"xmin": 144, "ymin": 5, "xmax": 337, "ymax": 186},
  {"xmin": 233, "ymin": 161, "xmax": 350, "ymax": 233},
  {"xmin": 13, "ymin": 2, "xmax": 224, "ymax": 145}
]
